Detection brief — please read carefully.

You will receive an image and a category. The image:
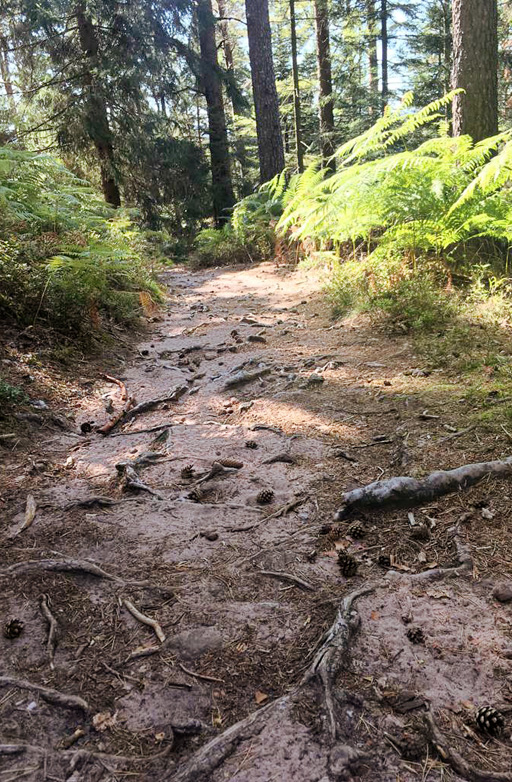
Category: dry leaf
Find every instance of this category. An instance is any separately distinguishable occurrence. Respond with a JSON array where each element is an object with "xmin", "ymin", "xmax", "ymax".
[
  {"xmin": 370, "ymin": 610, "xmax": 380, "ymax": 620},
  {"xmin": 92, "ymin": 711, "xmax": 117, "ymax": 732},
  {"xmin": 426, "ymin": 589, "xmax": 450, "ymax": 600},
  {"xmin": 18, "ymin": 494, "xmax": 37, "ymax": 534},
  {"xmin": 417, "ymin": 551, "xmax": 427, "ymax": 563},
  {"xmin": 155, "ymin": 732, "xmax": 165, "ymax": 742},
  {"xmin": 254, "ymin": 690, "xmax": 269, "ymax": 705}
]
